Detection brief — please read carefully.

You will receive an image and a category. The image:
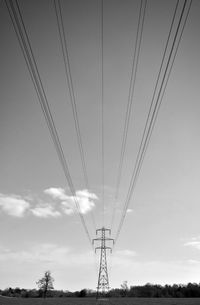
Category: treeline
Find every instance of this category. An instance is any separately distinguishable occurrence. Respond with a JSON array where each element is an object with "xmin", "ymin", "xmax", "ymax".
[
  {"xmin": 0, "ymin": 288, "xmax": 92, "ymax": 298},
  {"xmin": 1, "ymin": 283, "xmax": 200, "ymax": 298},
  {"xmin": 109, "ymin": 283, "xmax": 200, "ymax": 298}
]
